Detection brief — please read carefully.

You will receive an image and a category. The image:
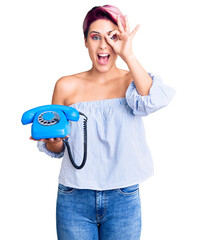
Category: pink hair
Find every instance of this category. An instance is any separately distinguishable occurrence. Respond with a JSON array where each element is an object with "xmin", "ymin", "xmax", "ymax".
[{"xmin": 83, "ymin": 5, "xmax": 125, "ymax": 40}]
